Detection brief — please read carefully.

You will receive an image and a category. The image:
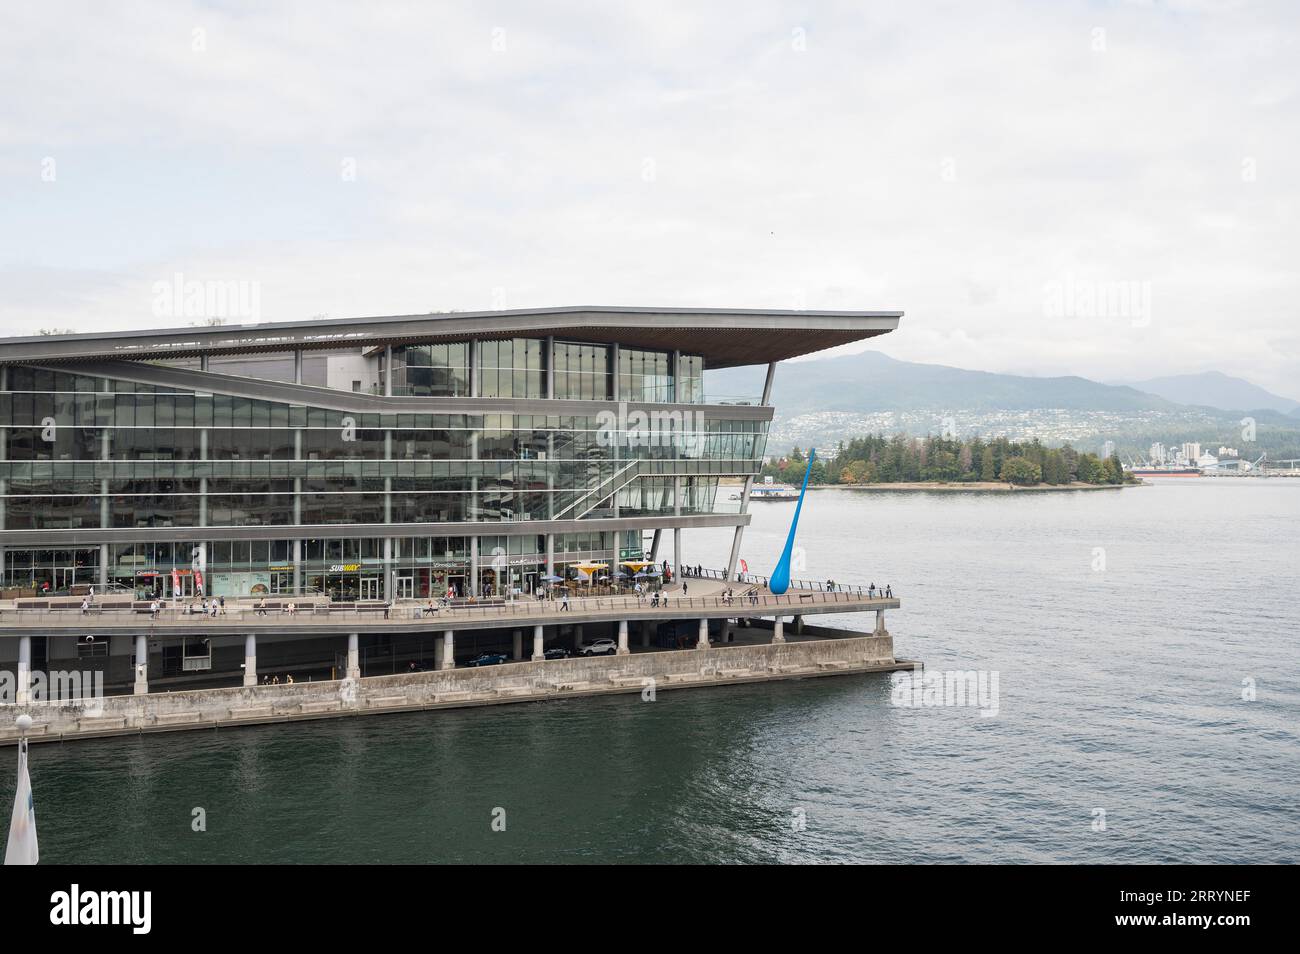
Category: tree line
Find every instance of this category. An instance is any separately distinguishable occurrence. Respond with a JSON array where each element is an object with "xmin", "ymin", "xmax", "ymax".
[{"xmin": 763, "ymin": 434, "xmax": 1131, "ymax": 487}]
